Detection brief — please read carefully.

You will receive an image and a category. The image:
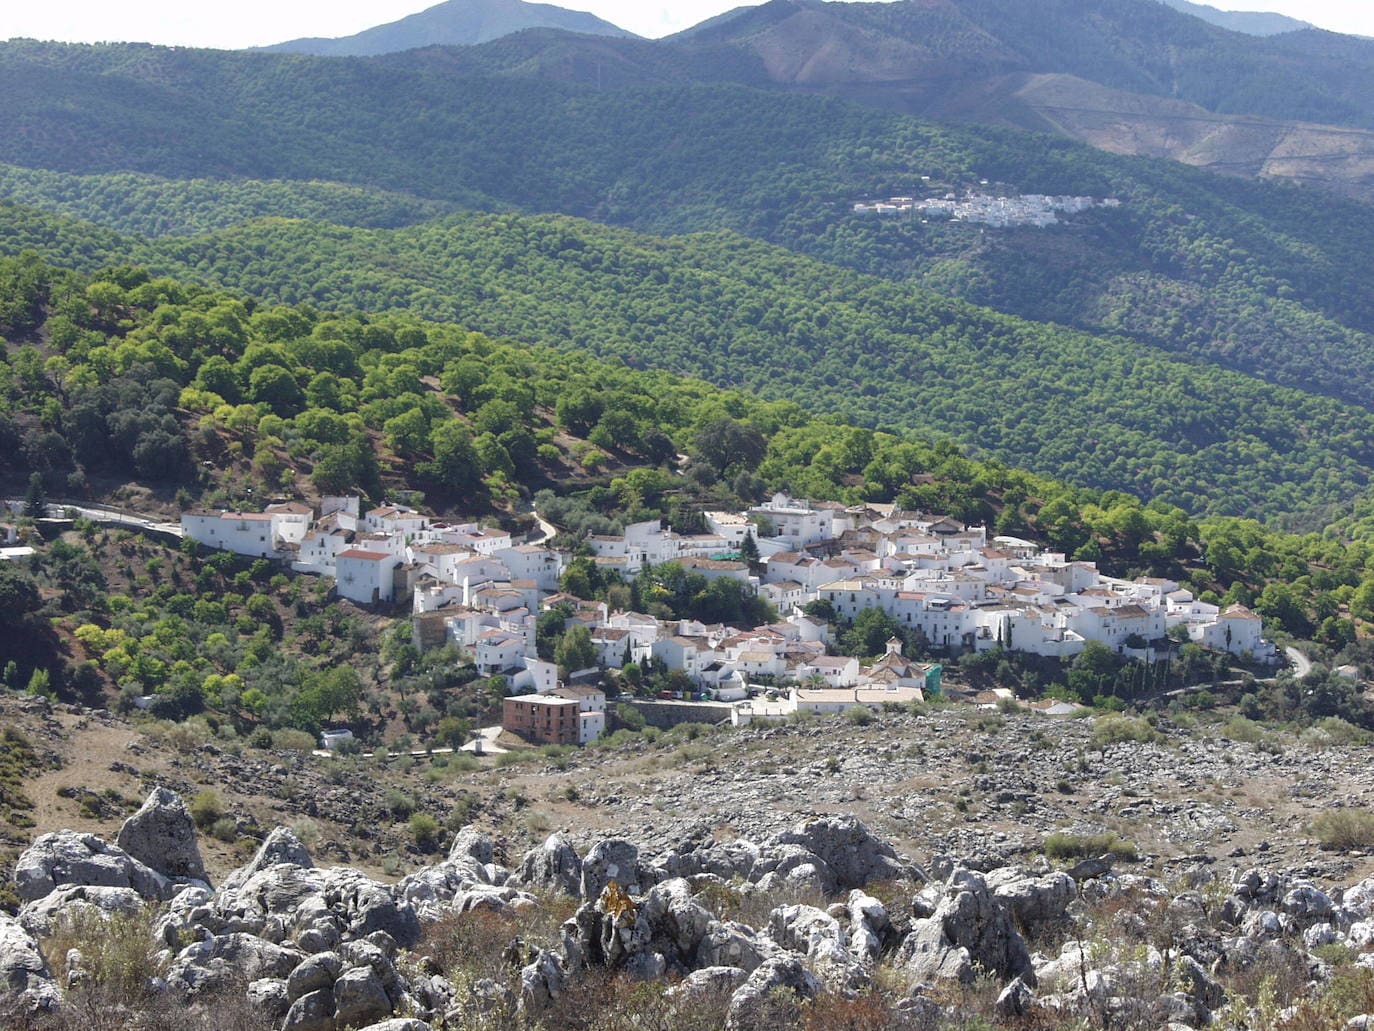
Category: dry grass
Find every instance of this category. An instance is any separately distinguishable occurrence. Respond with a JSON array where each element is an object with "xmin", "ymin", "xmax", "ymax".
[{"xmin": 1311, "ymin": 808, "xmax": 1374, "ymax": 851}]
